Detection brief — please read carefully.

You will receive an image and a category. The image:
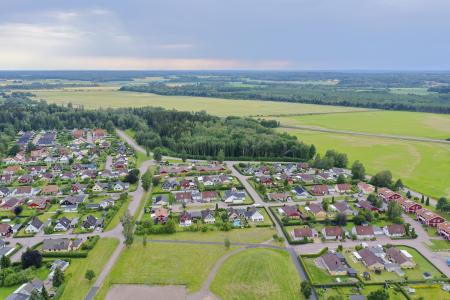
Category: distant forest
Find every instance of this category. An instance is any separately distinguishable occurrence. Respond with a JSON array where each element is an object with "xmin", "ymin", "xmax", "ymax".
[
  {"xmin": 121, "ymin": 81, "xmax": 450, "ymax": 114},
  {"xmin": 1, "ymin": 70, "xmax": 450, "ymax": 113},
  {"xmin": 0, "ymin": 93, "xmax": 316, "ymax": 162}
]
